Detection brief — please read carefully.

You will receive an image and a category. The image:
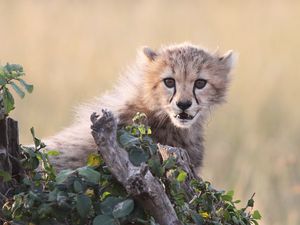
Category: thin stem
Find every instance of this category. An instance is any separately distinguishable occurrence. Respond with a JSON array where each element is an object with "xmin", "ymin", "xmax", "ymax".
[{"xmin": 0, "ymin": 191, "xmax": 8, "ymax": 201}]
